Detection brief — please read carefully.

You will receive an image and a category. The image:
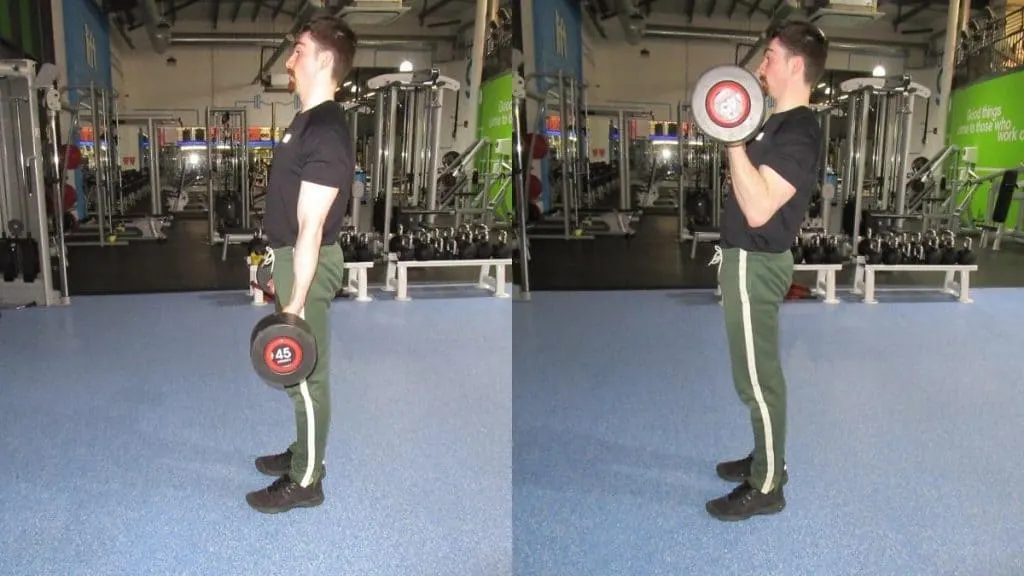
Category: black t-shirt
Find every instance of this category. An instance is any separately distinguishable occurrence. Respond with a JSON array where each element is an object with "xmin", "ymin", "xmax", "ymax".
[
  {"xmin": 720, "ymin": 106, "xmax": 821, "ymax": 253},
  {"xmin": 263, "ymin": 101, "xmax": 353, "ymax": 249}
]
